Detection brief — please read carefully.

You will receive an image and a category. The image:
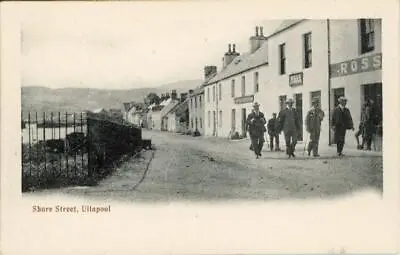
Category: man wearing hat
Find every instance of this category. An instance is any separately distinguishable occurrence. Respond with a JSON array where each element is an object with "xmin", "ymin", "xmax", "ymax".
[
  {"xmin": 277, "ymin": 98, "xmax": 301, "ymax": 158},
  {"xmin": 305, "ymin": 98, "xmax": 325, "ymax": 157},
  {"xmin": 246, "ymin": 102, "xmax": 267, "ymax": 159},
  {"xmin": 331, "ymin": 96, "xmax": 354, "ymax": 156}
]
